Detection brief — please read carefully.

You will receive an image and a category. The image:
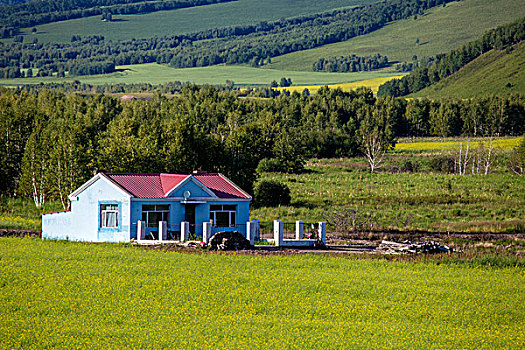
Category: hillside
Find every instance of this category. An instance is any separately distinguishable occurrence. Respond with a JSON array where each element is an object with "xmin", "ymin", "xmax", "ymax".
[
  {"xmin": 5, "ymin": 0, "xmax": 371, "ymax": 44},
  {"xmin": 410, "ymin": 41, "xmax": 525, "ymax": 98},
  {"xmin": 267, "ymin": 0, "xmax": 525, "ymax": 71}
]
